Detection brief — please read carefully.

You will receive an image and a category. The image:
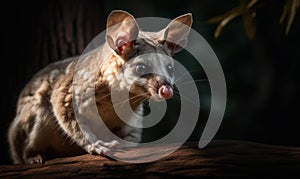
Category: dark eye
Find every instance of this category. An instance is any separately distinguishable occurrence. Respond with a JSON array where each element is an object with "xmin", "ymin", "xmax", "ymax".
[
  {"xmin": 135, "ymin": 63, "xmax": 148, "ymax": 75},
  {"xmin": 166, "ymin": 64, "xmax": 174, "ymax": 74}
]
